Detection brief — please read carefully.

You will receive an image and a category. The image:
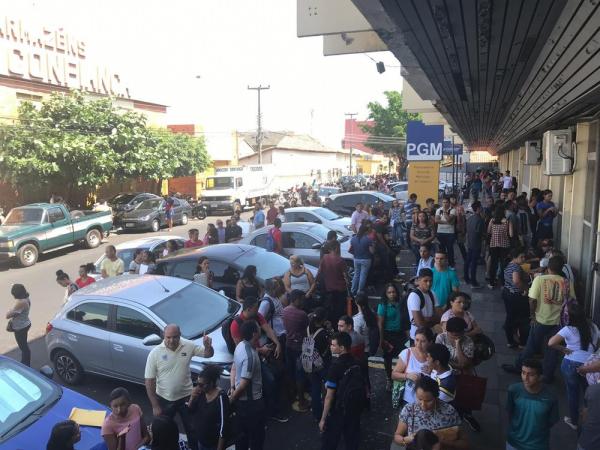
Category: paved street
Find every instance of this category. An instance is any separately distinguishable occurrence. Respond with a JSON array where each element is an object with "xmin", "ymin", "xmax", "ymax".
[{"xmin": 0, "ymin": 211, "xmax": 251, "ymax": 354}]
